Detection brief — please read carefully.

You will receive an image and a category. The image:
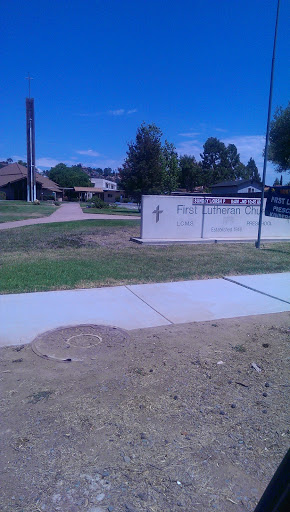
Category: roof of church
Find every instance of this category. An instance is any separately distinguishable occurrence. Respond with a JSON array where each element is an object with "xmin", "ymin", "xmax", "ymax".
[
  {"xmin": 211, "ymin": 179, "xmax": 262, "ymax": 188},
  {"xmin": 0, "ymin": 163, "xmax": 61, "ymax": 192}
]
